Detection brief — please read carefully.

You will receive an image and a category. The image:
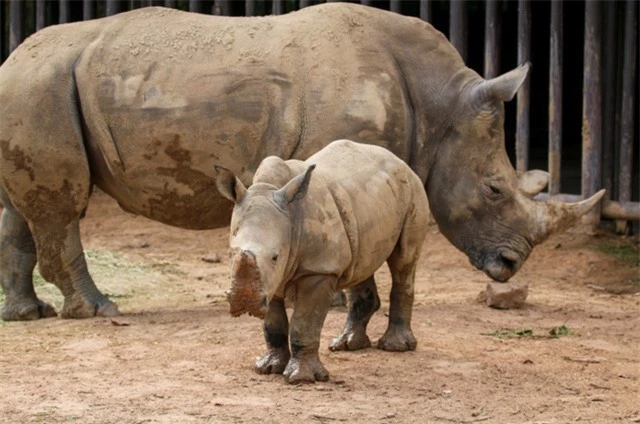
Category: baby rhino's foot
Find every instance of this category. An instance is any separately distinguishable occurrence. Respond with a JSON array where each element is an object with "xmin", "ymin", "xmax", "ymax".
[
  {"xmin": 329, "ymin": 325, "xmax": 371, "ymax": 351},
  {"xmin": 283, "ymin": 354, "xmax": 329, "ymax": 384},
  {"xmin": 255, "ymin": 347, "xmax": 290, "ymax": 375},
  {"xmin": 377, "ymin": 325, "xmax": 417, "ymax": 352}
]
